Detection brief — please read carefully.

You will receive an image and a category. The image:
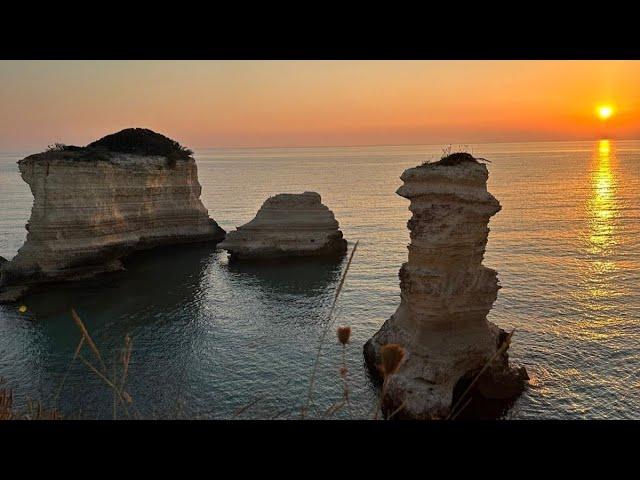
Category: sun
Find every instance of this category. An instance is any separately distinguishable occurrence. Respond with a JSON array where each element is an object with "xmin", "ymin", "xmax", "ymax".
[{"xmin": 597, "ymin": 105, "xmax": 614, "ymax": 120}]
